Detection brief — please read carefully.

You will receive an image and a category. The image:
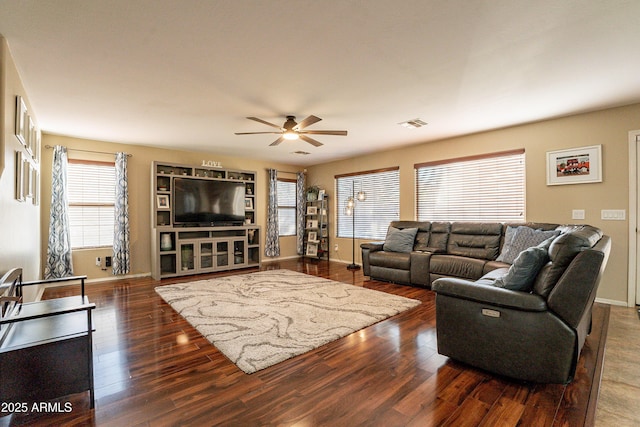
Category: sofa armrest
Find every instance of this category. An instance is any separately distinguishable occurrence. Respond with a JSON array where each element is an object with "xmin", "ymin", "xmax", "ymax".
[
  {"xmin": 410, "ymin": 251, "xmax": 432, "ymax": 286},
  {"xmin": 432, "ymin": 278, "xmax": 547, "ymax": 312},
  {"xmin": 361, "ymin": 242, "xmax": 385, "ymax": 276},
  {"xmin": 360, "ymin": 242, "xmax": 384, "ymax": 252}
]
